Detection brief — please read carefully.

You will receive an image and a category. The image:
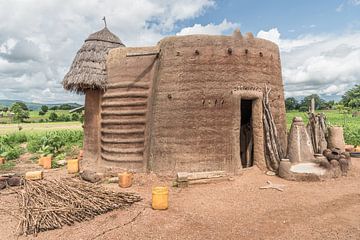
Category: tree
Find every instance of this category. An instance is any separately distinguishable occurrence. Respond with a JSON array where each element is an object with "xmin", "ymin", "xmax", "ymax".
[
  {"xmin": 2, "ymin": 107, "xmax": 8, "ymax": 112},
  {"xmin": 71, "ymin": 113, "xmax": 80, "ymax": 121},
  {"xmin": 299, "ymin": 94, "xmax": 327, "ymax": 111},
  {"xmin": 10, "ymin": 102, "xmax": 29, "ymax": 122},
  {"xmin": 285, "ymin": 97, "xmax": 299, "ymax": 111},
  {"xmin": 342, "ymin": 84, "xmax": 360, "ymax": 109},
  {"xmin": 14, "ymin": 101, "xmax": 28, "ymax": 111},
  {"xmin": 41, "ymin": 105, "xmax": 48, "ymax": 113},
  {"xmin": 49, "ymin": 112, "xmax": 58, "ymax": 122},
  {"xmin": 49, "ymin": 106, "xmax": 58, "ymax": 111},
  {"xmin": 59, "ymin": 104, "xmax": 72, "ymax": 110},
  {"xmin": 39, "ymin": 110, "xmax": 46, "ymax": 116}
]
